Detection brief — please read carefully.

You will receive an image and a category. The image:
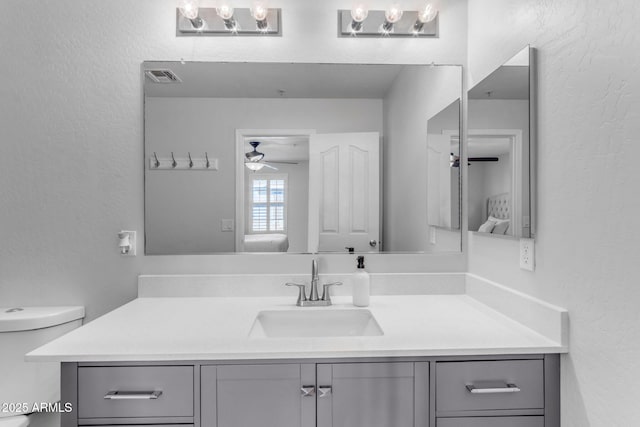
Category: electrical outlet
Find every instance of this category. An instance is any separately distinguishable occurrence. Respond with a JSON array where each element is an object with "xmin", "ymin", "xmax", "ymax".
[
  {"xmin": 118, "ymin": 230, "xmax": 136, "ymax": 256},
  {"xmin": 520, "ymin": 238, "xmax": 535, "ymax": 271}
]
